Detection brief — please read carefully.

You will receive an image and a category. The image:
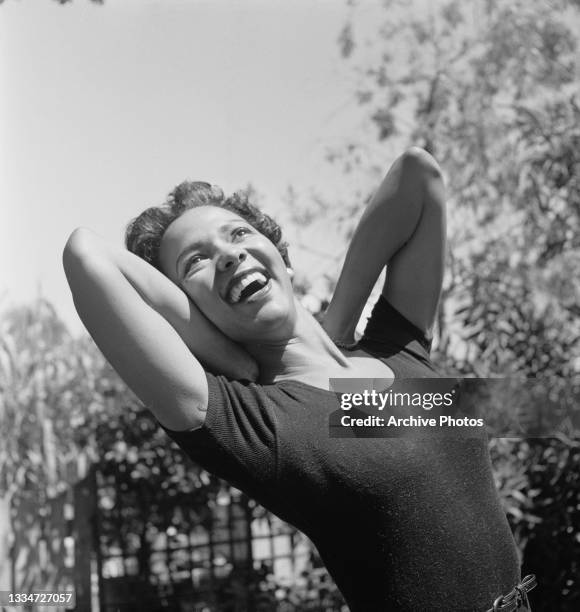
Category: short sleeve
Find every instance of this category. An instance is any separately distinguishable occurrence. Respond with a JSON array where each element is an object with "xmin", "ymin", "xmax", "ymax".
[
  {"xmin": 358, "ymin": 296, "xmax": 439, "ymax": 378},
  {"xmin": 161, "ymin": 372, "xmax": 280, "ymax": 501},
  {"xmin": 361, "ymin": 295, "xmax": 432, "ymax": 352}
]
